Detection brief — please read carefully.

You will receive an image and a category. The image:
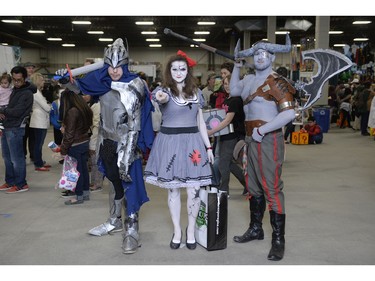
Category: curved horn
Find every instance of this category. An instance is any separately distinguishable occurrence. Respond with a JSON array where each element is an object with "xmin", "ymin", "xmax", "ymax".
[
  {"xmin": 265, "ymin": 33, "xmax": 291, "ymax": 54},
  {"xmin": 236, "ymin": 33, "xmax": 291, "ymax": 58}
]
